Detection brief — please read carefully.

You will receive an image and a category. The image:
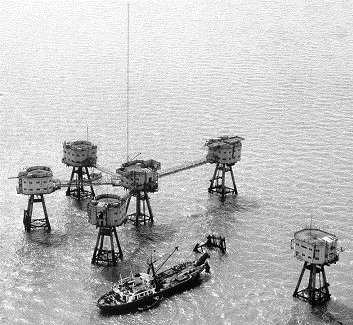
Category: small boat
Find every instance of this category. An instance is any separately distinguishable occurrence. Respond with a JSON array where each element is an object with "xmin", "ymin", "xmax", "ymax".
[{"xmin": 97, "ymin": 248, "xmax": 210, "ymax": 314}]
